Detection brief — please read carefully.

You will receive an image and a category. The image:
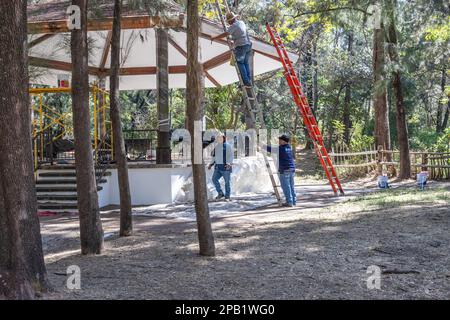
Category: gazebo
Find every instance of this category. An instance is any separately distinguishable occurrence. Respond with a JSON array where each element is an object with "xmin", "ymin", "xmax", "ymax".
[
  {"xmin": 28, "ymin": 0, "xmax": 299, "ymax": 209},
  {"xmin": 28, "ymin": 0, "xmax": 298, "ymax": 89}
]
